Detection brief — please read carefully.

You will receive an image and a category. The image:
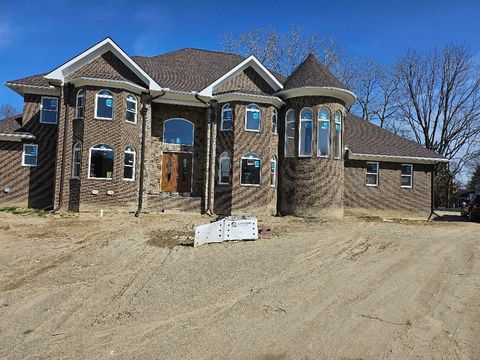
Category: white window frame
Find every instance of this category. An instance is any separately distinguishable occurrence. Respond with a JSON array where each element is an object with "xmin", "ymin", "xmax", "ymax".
[
  {"xmin": 284, "ymin": 109, "xmax": 295, "ymax": 158},
  {"xmin": 125, "ymin": 94, "xmax": 137, "ymax": 124},
  {"xmin": 218, "ymin": 151, "xmax": 231, "ymax": 185},
  {"xmin": 220, "ymin": 103, "xmax": 233, "ymax": 132},
  {"xmin": 123, "ymin": 146, "xmax": 136, "ymax": 181},
  {"xmin": 94, "ymin": 89, "xmax": 114, "ymax": 120},
  {"xmin": 272, "ymin": 108, "xmax": 278, "ymax": 135},
  {"xmin": 22, "ymin": 144, "xmax": 38, "ymax": 167},
  {"xmin": 401, "ymin": 164, "xmax": 413, "ymax": 188},
  {"xmin": 163, "ymin": 118, "xmax": 195, "ymax": 146},
  {"xmin": 317, "ymin": 107, "xmax": 331, "ymax": 158},
  {"xmin": 298, "ymin": 107, "xmax": 313, "ymax": 157},
  {"xmin": 71, "ymin": 142, "xmax": 82, "ymax": 179},
  {"xmin": 245, "ymin": 104, "xmax": 261, "ymax": 132},
  {"xmin": 240, "ymin": 153, "xmax": 261, "ymax": 187},
  {"xmin": 39, "ymin": 96, "xmax": 58, "ymax": 124},
  {"xmin": 75, "ymin": 89, "xmax": 85, "ymax": 119},
  {"xmin": 366, "ymin": 161, "xmax": 379, "ymax": 187},
  {"xmin": 270, "ymin": 155, "xmax": 277, "ymax": 188},
  {"xmin": 334, "ymin": 111, "xmax": 342, "ymax": 159},
  {"xmin": 88, "ymin": 144, "xmax": 114, "ymax": 180}
]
